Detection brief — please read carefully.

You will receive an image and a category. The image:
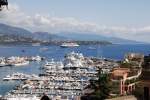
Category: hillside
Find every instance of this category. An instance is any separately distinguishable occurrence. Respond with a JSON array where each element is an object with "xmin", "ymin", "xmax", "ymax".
[{"xmin": 0, "ymin": 23, "xmax": 144, "ymax": 44}]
